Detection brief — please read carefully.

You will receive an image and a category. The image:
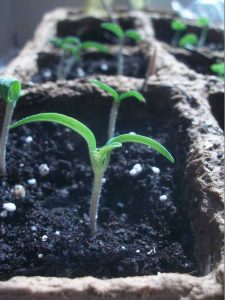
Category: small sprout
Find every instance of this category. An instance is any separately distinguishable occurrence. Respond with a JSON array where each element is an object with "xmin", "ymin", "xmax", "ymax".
[
  {"xmin": 0, "ymin": 77, "xmax": 21, "ymax": 176},
  {"xmin": 3, "ymin": 202, "xmax": 16, "ymax": 212},
  {"xmin": 210, "ymin": 63, "xmax": 224, "ymax": 79},
  {"xmin": 179, "ymin": 33, "xmax": 198, "ymax": 48},
  {"xmin": 101, "ymin": 22, "xmax": 142, "ymax": 75},
  {"xmin": 171, "ymin": 19, "xmax": 187, "ymax": 47},
  {"xmin": 197, "ymin": 17, "xmax": 210, "ymax": 47},
  {"xmin": 39, "ymin": 164, "xmax": 50, "ymax": 176},
  {"xmin": 51, "ymin": 37, "xmax": 108, "ymax": 80},
  {"xmin": 10, "ymin": 113, "xmax": 174, "ymax": 235},
  {"xmin": 91, "ymin": 79, "xmax": 145, "ymax": 139},
  {"xmin": 11, "ymin": 184, "xmax": 26, "ymax": 199},
  {"xmin": 100, "ymin": 0, "xmax": 117, "ymax": 23}
]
